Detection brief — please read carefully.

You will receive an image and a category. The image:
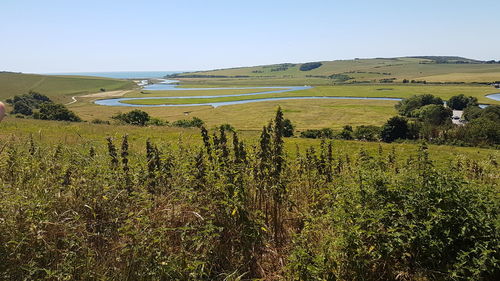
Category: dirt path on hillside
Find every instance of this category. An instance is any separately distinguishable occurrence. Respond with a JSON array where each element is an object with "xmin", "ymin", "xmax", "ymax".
[
  {"xmin": 80, "ymin": 90, "xmax": 132, "ymax": 98},
  {"xmin": 65, "ymin": 90, "xmax": 133, "ymax": 105}
]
